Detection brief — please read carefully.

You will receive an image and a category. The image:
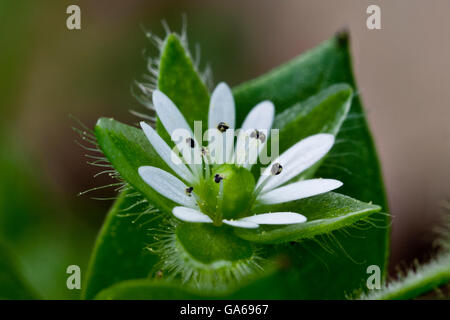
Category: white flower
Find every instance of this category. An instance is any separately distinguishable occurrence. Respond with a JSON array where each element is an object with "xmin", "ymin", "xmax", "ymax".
[{"xmin": 138, "ymin": 82, "xmax": 343, "ymax": 229}]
